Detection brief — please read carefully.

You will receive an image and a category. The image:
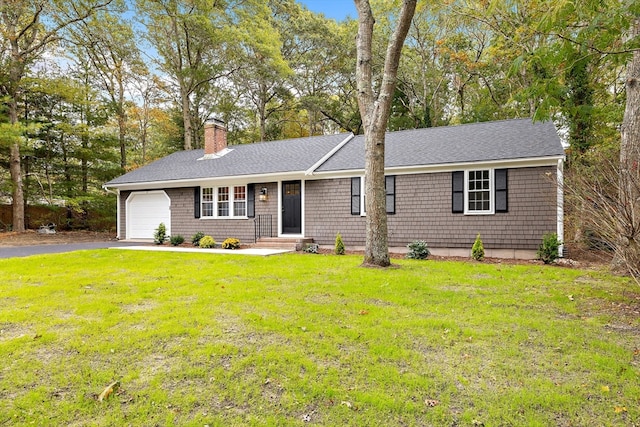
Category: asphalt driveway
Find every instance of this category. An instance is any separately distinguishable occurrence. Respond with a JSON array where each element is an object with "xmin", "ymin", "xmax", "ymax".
[{"xmin": 0, "ymin": 241, "xmax": 142, "ymax": 259}]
